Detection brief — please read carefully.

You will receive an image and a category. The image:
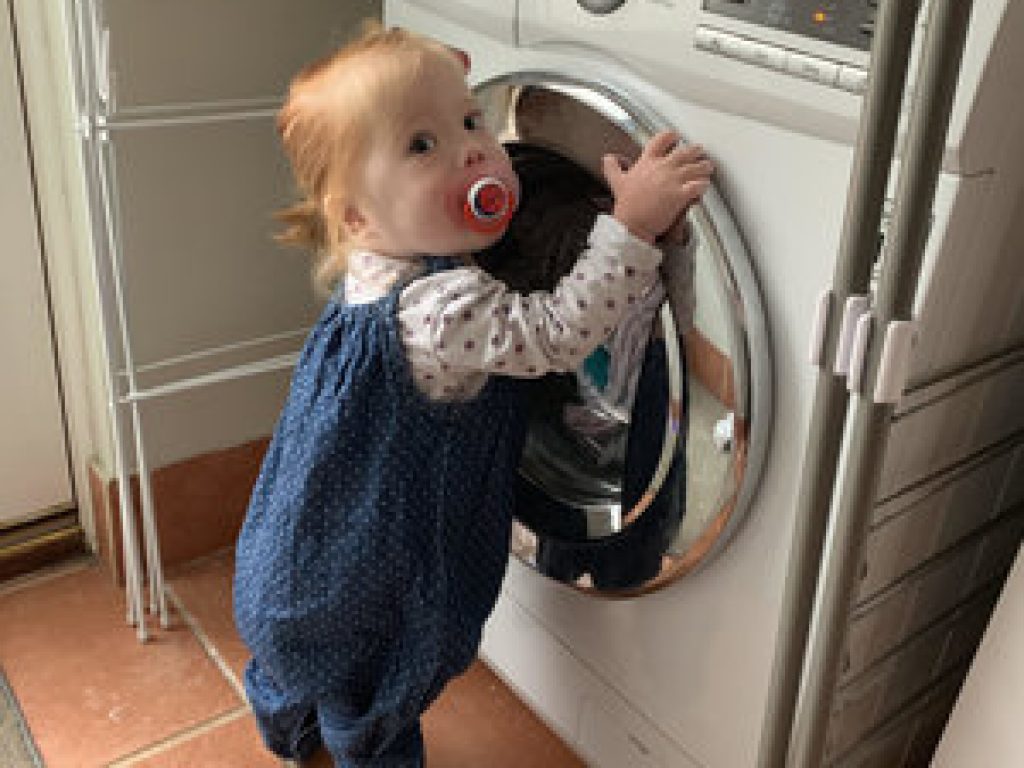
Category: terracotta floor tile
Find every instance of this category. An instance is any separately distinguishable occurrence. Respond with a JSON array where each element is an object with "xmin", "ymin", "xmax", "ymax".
[
  {"xmin": 0, "ymin": 566, "xmax": 242, "ymax": 767},
  {"xmin": 166, "ymin": 550, "xmax": 249, "ymax": 687},
  {"xmin": 424, "ymin": 663, "xmax": 585, "ymax": 768},
  {"xmin": 128, "ymin": 708, "xmax": 281, "ymax": 768},
  {"xmin": 165, "ymin": 551, "xmax": 584, "ymax": 767}
]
